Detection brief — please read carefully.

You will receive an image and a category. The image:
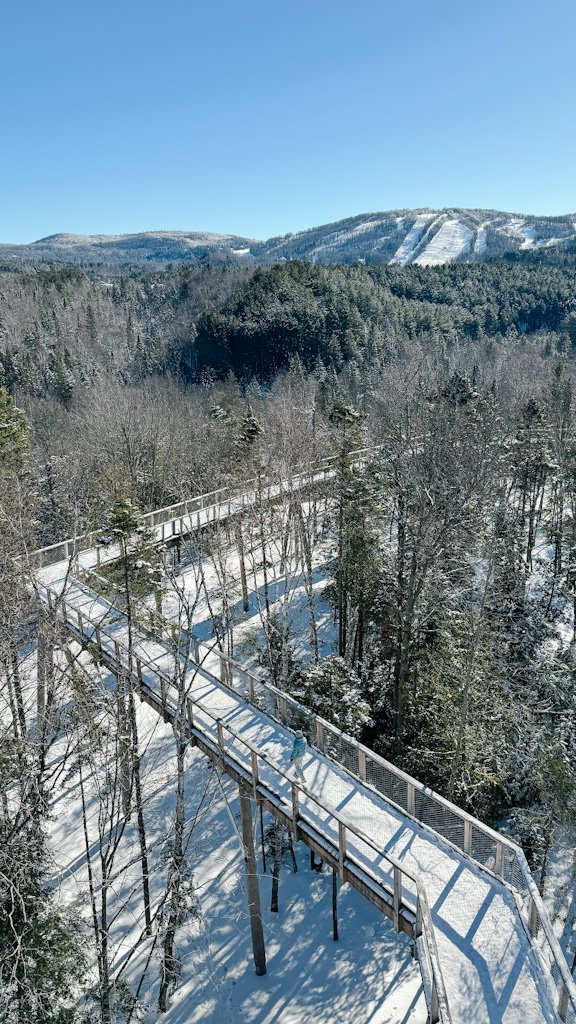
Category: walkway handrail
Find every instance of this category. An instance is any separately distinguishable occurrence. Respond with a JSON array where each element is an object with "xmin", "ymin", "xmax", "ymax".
[
  {"xmin": 28, "ymin": 444, "xmax": 380, "ymax": 571},
  {"xmin": 38, "ymin": 577, "xmax": 452, "ymax": 1024},
  {"xmin": 69, "ymin": 563, "xmax": 576, "ymax": 1023},
  {"xmin": 190, "ymin": 636, "xmax": 576, "ymax": 1024},
  {"xmin": 32, "ymin": 445, "xmax": 576, "ymax": 1023}
]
